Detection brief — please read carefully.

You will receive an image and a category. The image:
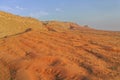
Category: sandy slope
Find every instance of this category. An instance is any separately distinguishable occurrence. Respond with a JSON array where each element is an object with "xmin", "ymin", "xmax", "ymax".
[{"xmin": 0, "ymin": 11, "xmax": 120, "ymax": 80}]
